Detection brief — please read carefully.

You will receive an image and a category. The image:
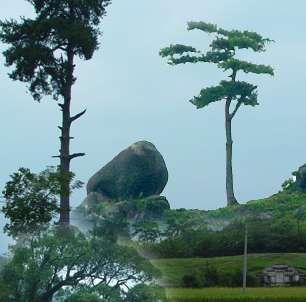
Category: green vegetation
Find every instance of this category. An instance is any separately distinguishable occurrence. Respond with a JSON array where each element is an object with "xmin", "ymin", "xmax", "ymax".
[
  {"xmin": 0, "ymin": 0, "xmax": 111, "ymax": 224},
  {"xmin": 207, "ymin": 191, "xmax": 306, "ymax": 221},
  {"xmin": 0, "ymin": 226, "xmax": 161, "ymax": 302},
  {"xmin": 2, "ymin": 167, "xmax": 82, "ymax": 238},
  {"xmin": 152, "ymin": 254, "xmax": 306, "ymax": 287},
  {"xmin": 160, "ymin": 21, "xmax": 274, "ymax": 206},
  {"xmin": 0, "ymin": 166, "xmax": 164, "ymax": 302},
  {"xmin": 0, "ymin": 2, "xmax": 304, "ymax": 301},
  {"xmin": 141, "ymin": 192, "xmax": 306, "ymax": 258},
  {"xmin": 168, "ymin": 191, "xmax": 306, "ymax": 225},
  {"xmin": 166, "ymin": 288, "xmax": 306, "ymax": 302}
]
